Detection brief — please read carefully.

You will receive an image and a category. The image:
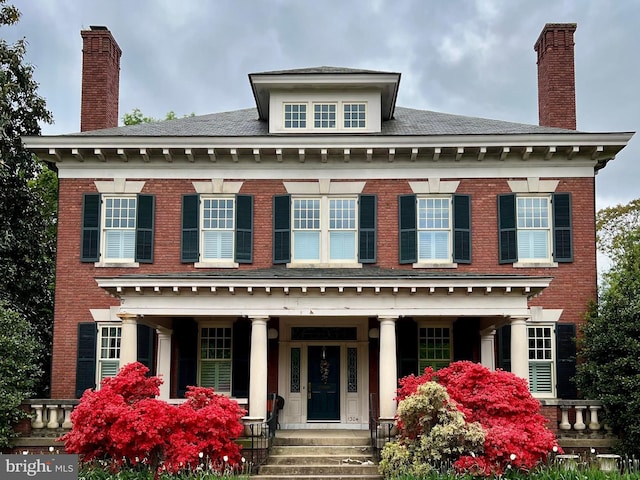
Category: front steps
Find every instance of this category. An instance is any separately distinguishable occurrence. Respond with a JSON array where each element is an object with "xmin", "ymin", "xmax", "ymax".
[{"xmin": 251, "ymin": 430, "xmax": 382, "ymax": 480}]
